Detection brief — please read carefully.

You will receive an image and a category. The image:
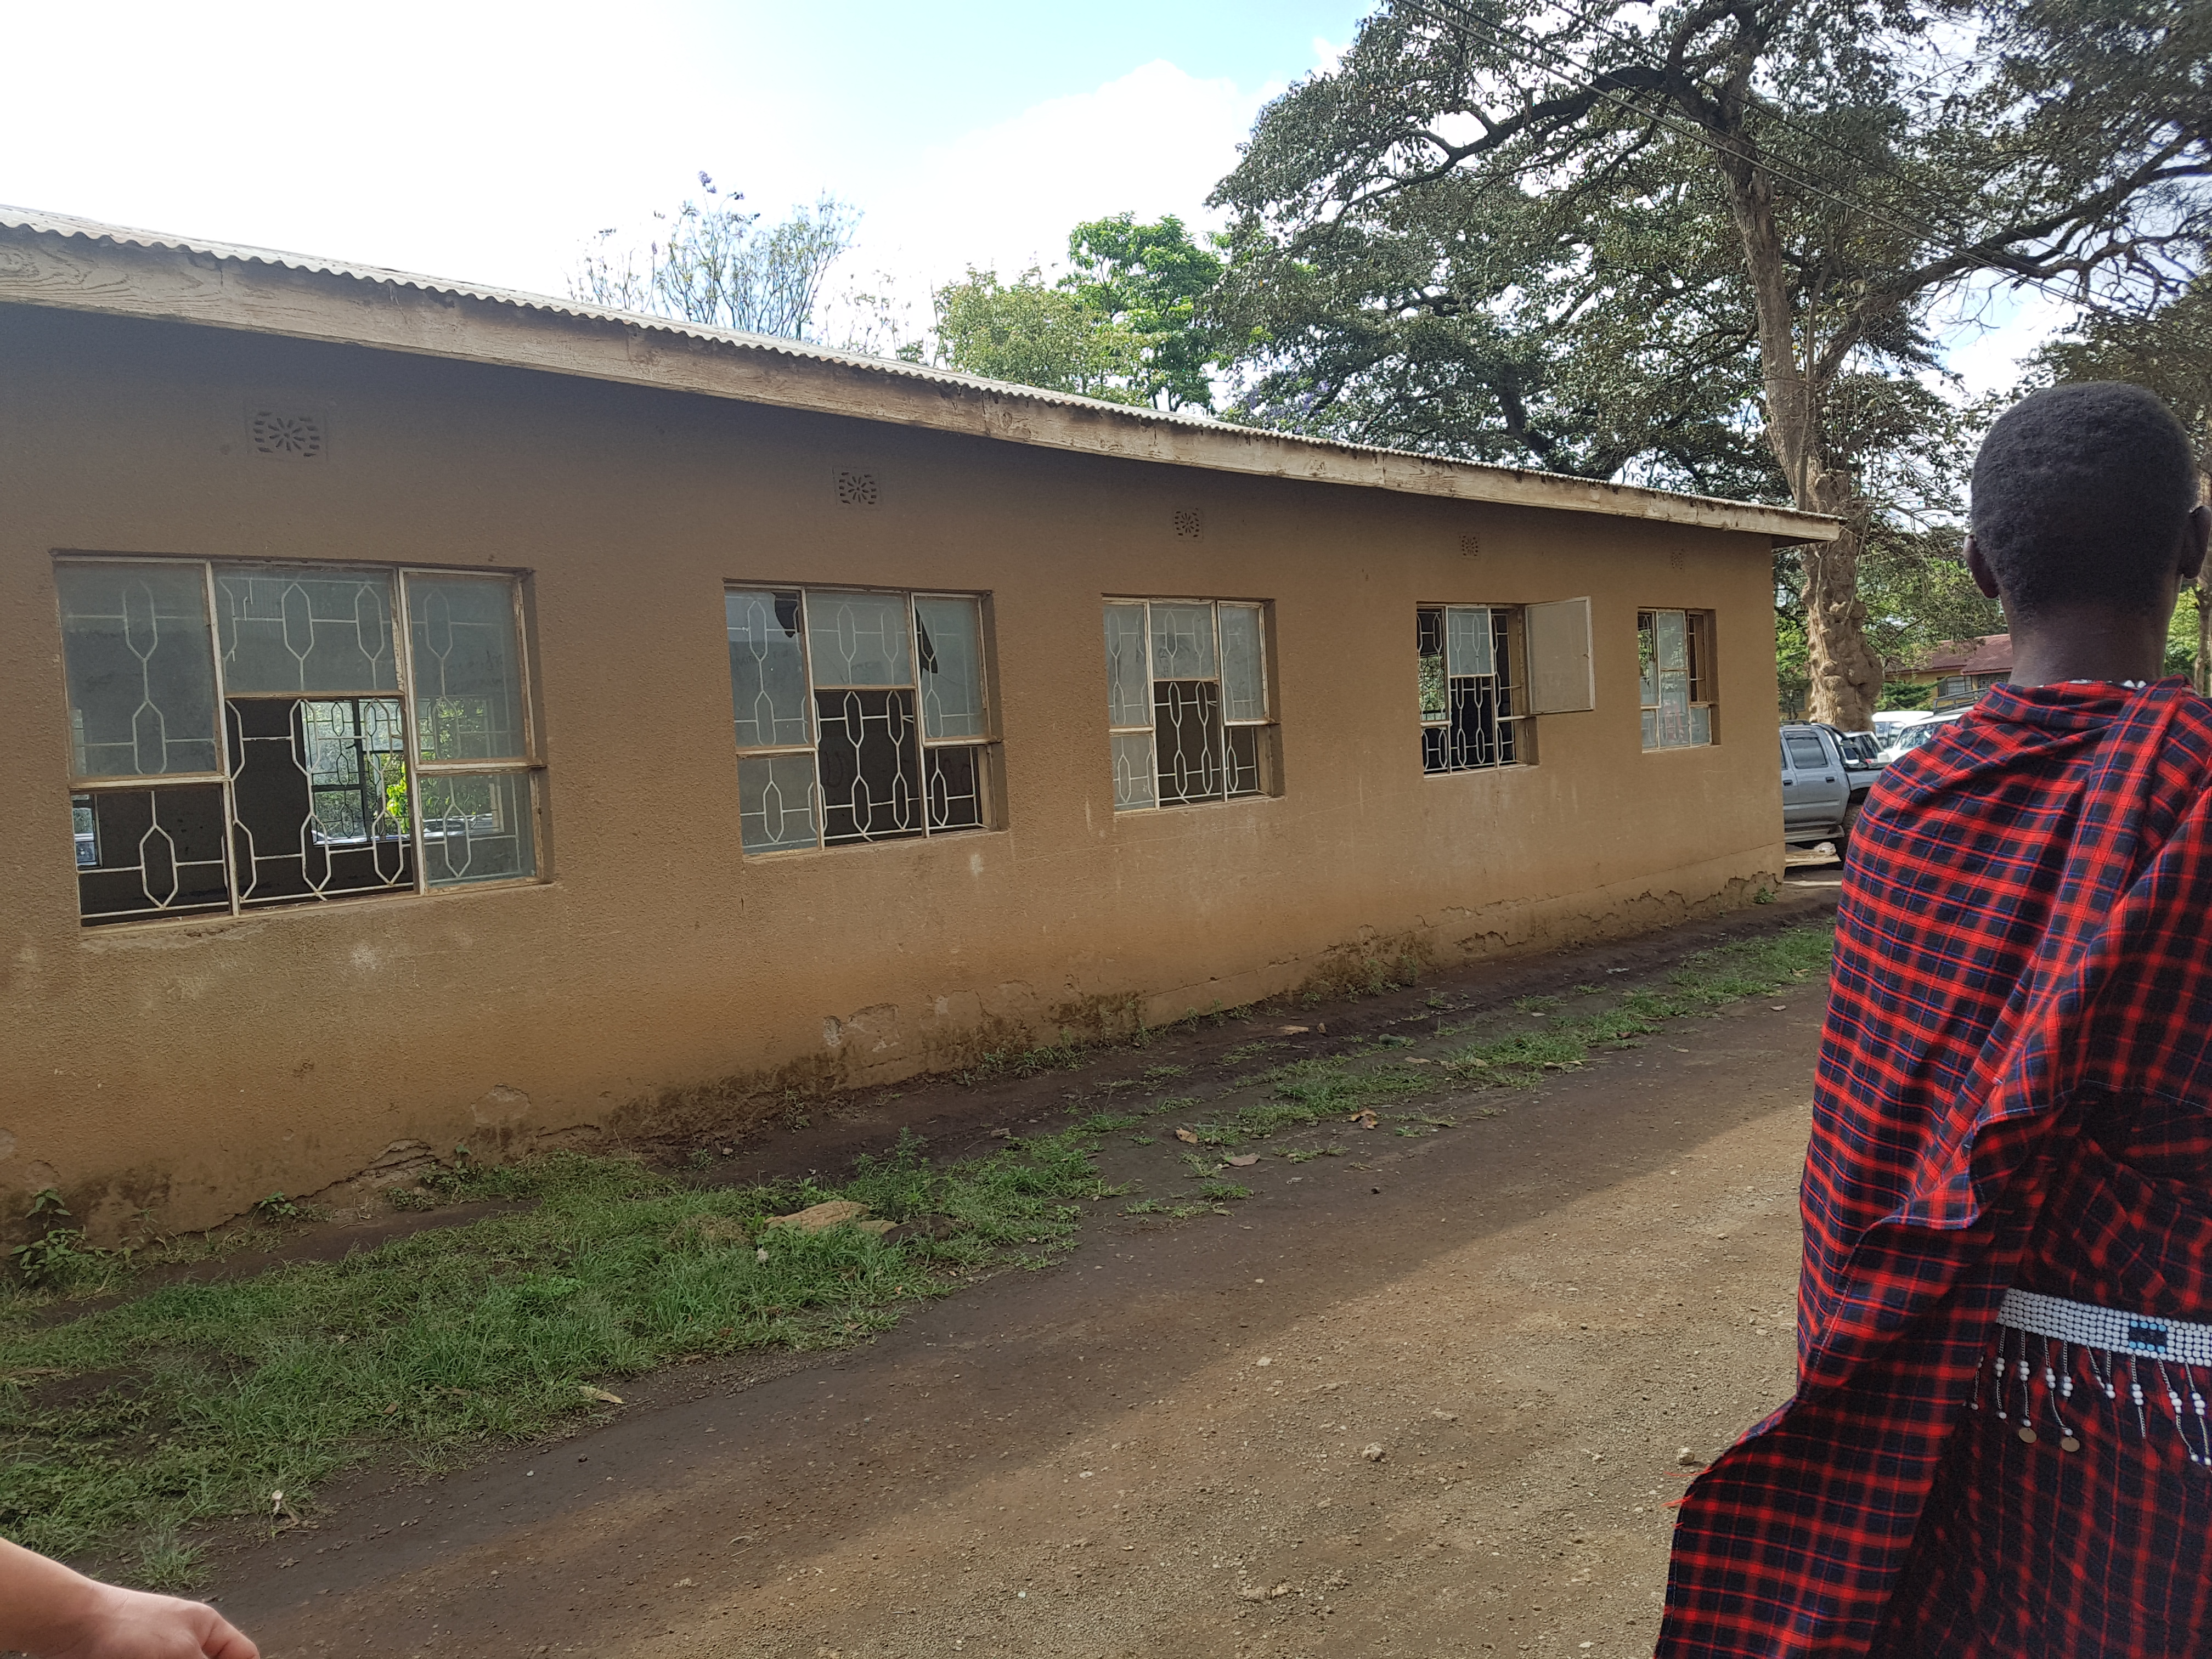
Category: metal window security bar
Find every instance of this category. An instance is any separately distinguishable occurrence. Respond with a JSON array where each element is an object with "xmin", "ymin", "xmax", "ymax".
[
  {"xmin": 1418, "ymin": 605, "xmax": 1526, "ymax": 773},
  {"xmin": 727, "ymin": 586, "xmax": 995, "ymax": 854},
  {"xmin": 1104, "ymin": 599, "xmax": 1275, "ymax": 811},
  {"xmin": 55, "ymin": 558, "xmax": 540, "ymax": 926},
  {"xmin": 1639, "ymin": 608, "xmax": 1714, "ymax": 749}
]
